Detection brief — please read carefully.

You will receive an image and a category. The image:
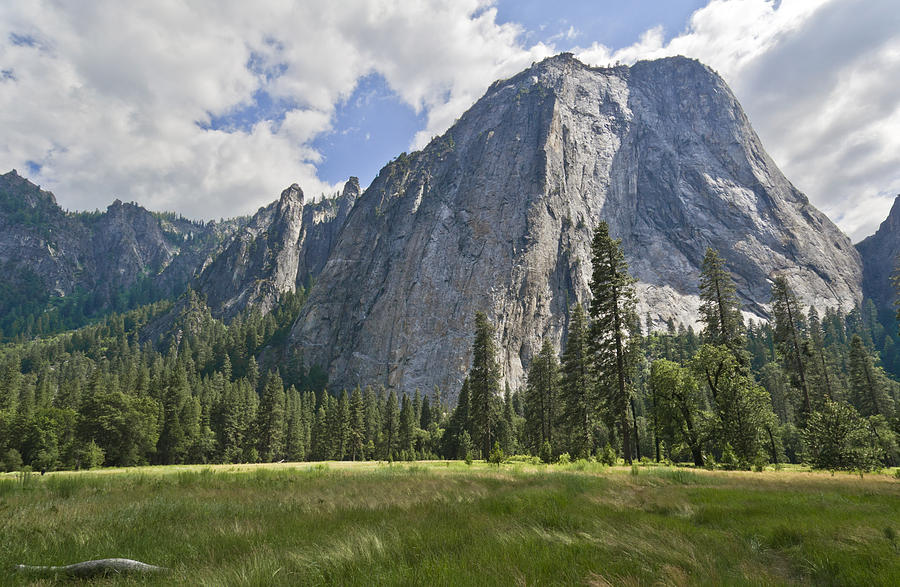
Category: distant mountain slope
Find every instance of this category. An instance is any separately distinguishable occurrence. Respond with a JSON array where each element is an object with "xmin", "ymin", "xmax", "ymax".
[
  {"xmin": 0, "ymin": 170, "xmax": 240, "ymax": 336},
  {"xmin": 289, "ymin": 54, "xmax": 863, "ymax": 398},
  {"xmin": 857, "ymin": 195, "xmax": 900, "ymax": 322}
]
